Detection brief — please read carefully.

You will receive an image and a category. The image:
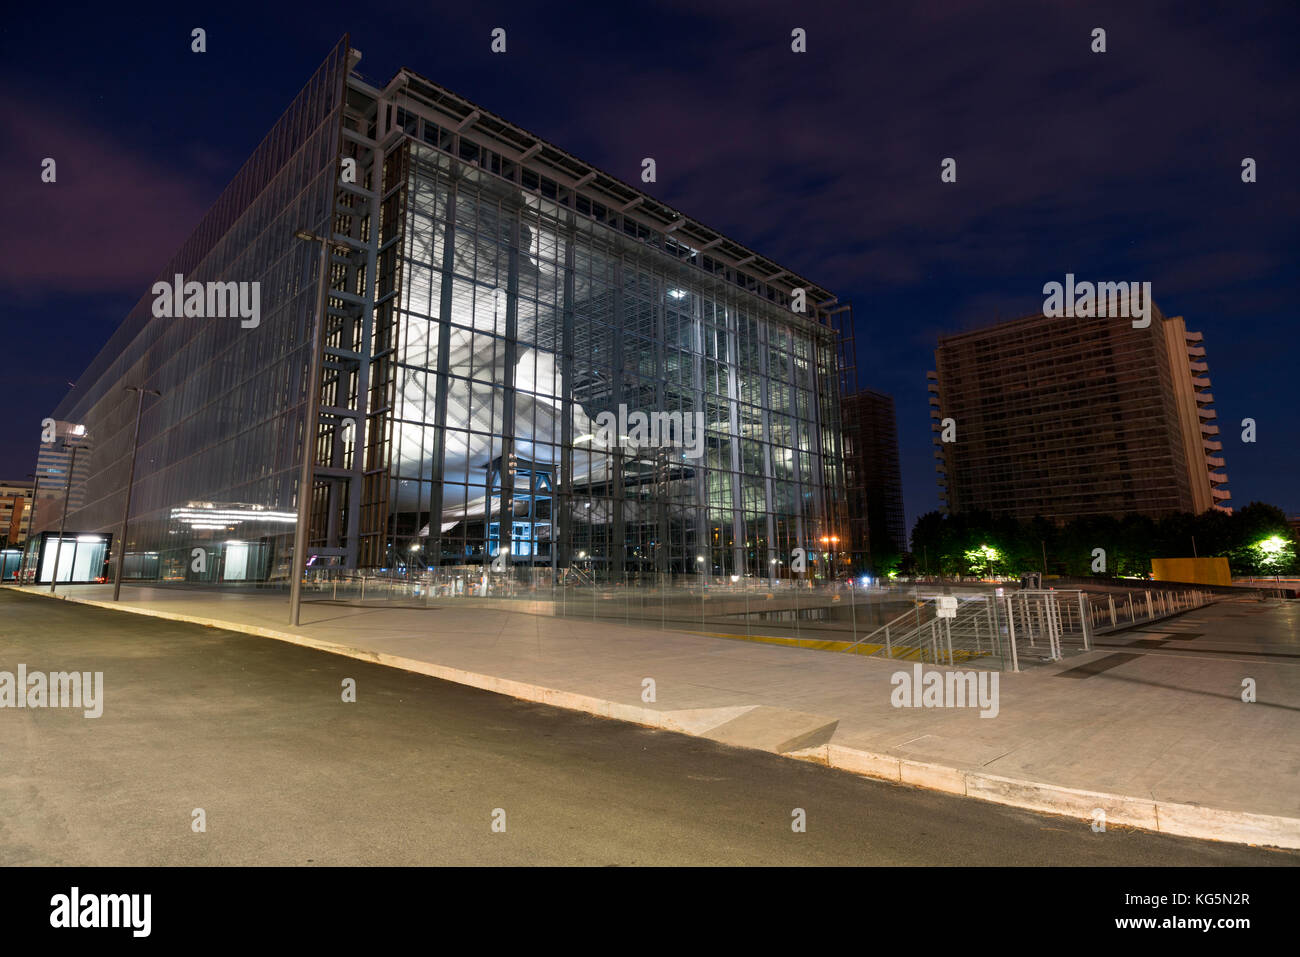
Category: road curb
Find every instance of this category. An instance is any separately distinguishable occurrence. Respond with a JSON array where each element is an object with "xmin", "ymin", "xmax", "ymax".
[{"xmin": 10, "ymin": 586, "xmax": 1299, "ymax": 850}]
